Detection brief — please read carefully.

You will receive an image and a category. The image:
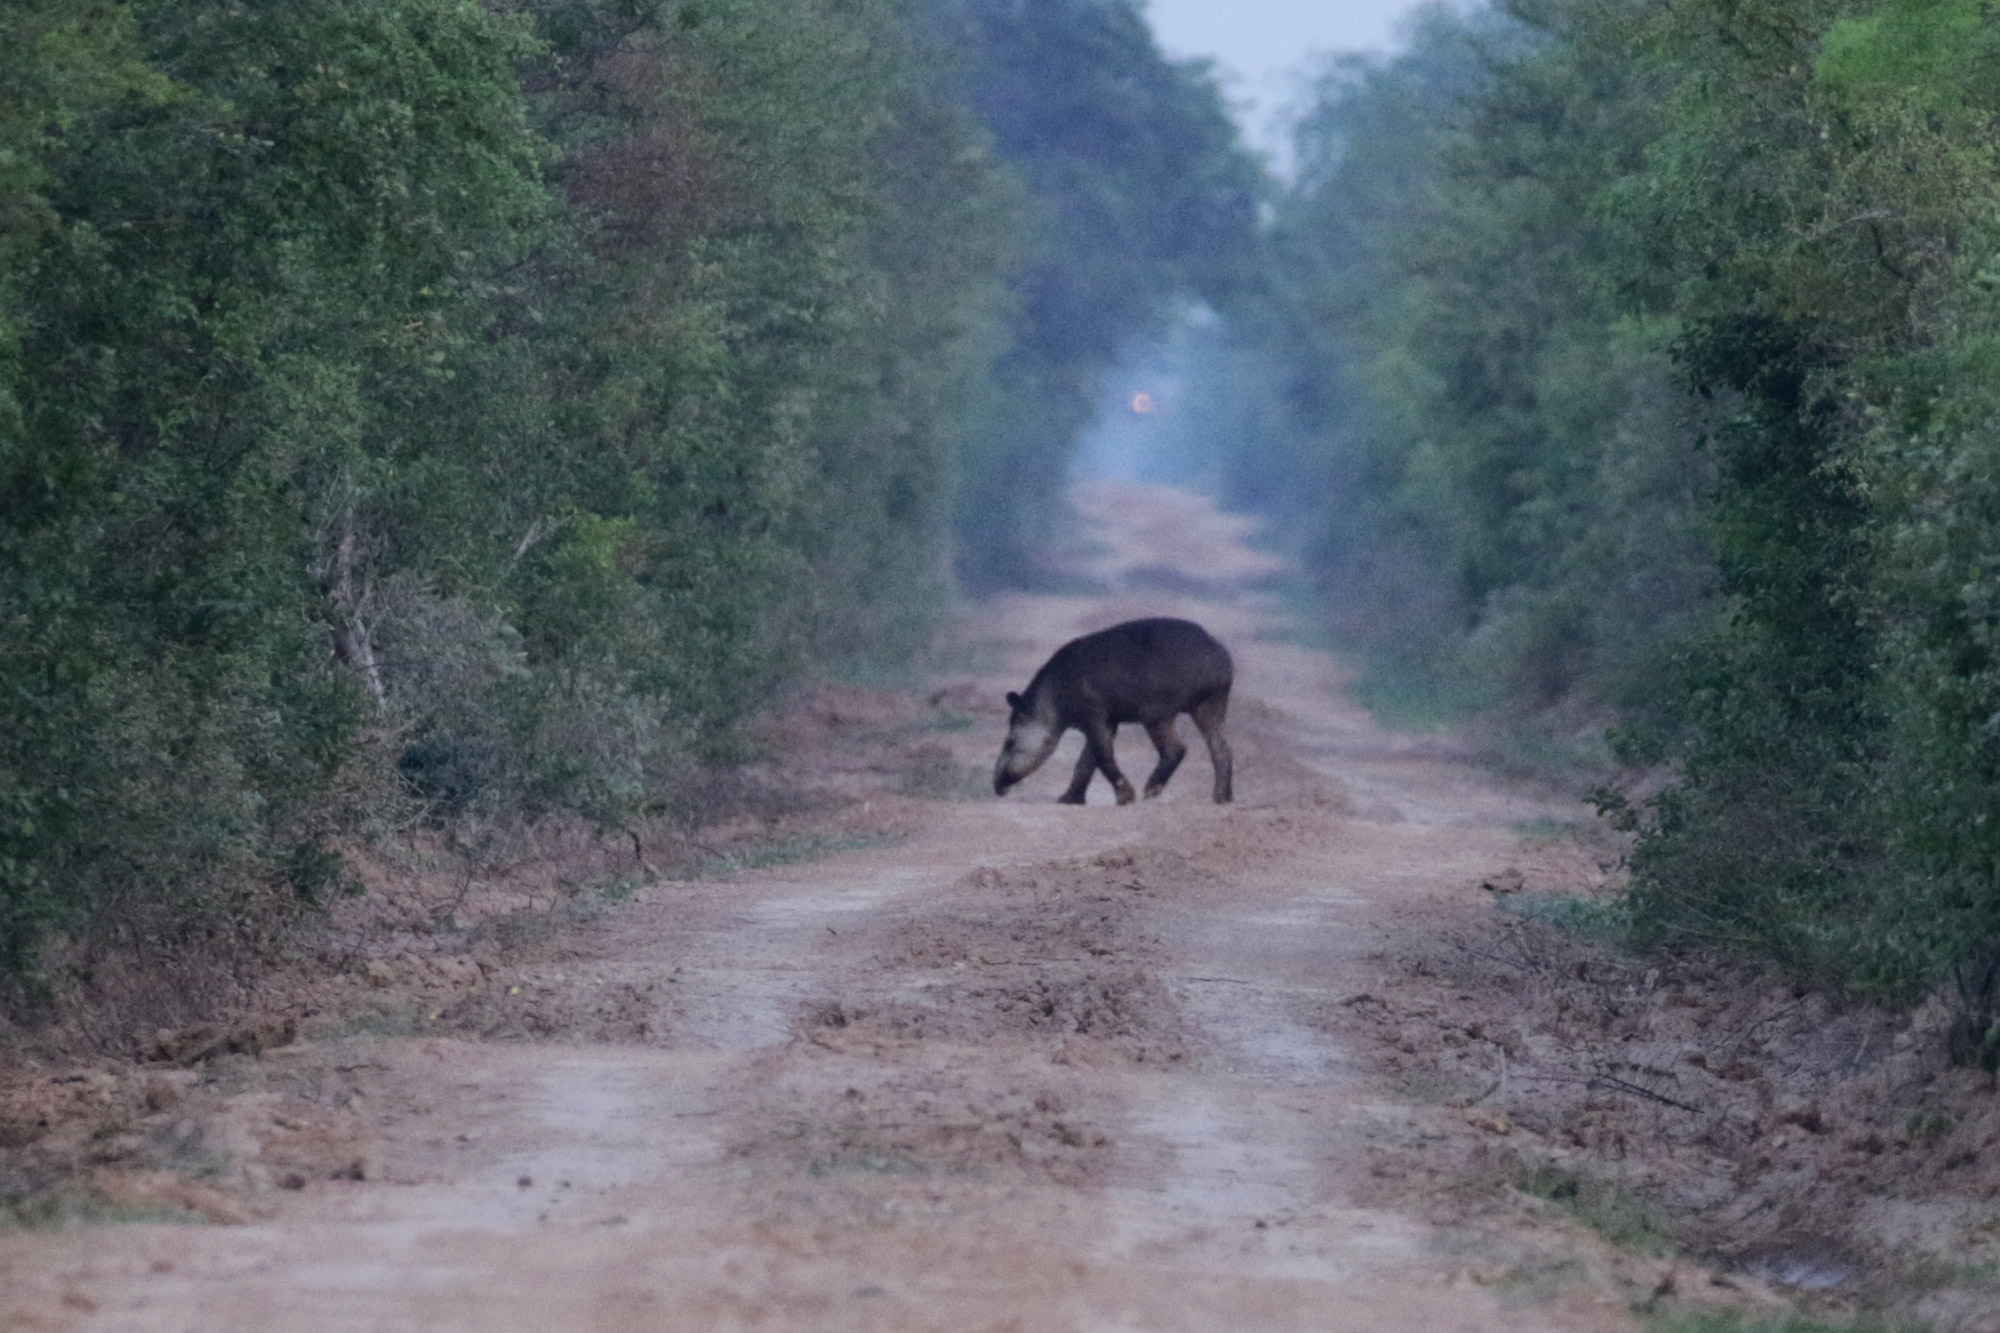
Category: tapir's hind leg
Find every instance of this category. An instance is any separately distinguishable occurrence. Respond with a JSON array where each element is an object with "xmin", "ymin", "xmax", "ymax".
[
  {"xmin": 1190, "ymin": 692, "xmax": 1233, "ymax": 804},
  {"xmin": 1142, "ymin": 718, "xmax": 1188, "ymax": 798}
]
